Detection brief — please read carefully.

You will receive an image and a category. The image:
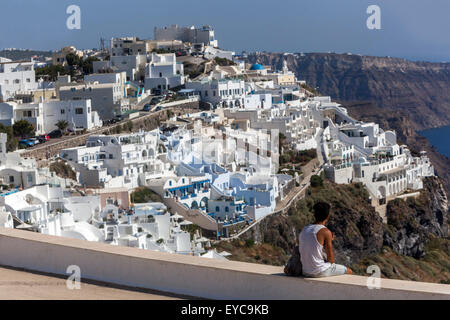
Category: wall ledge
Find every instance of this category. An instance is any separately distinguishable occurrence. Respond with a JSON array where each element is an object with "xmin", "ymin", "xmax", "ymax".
[{"xmin": 0, "ymin": 228, "xmax": 449, "ymax": 300}]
